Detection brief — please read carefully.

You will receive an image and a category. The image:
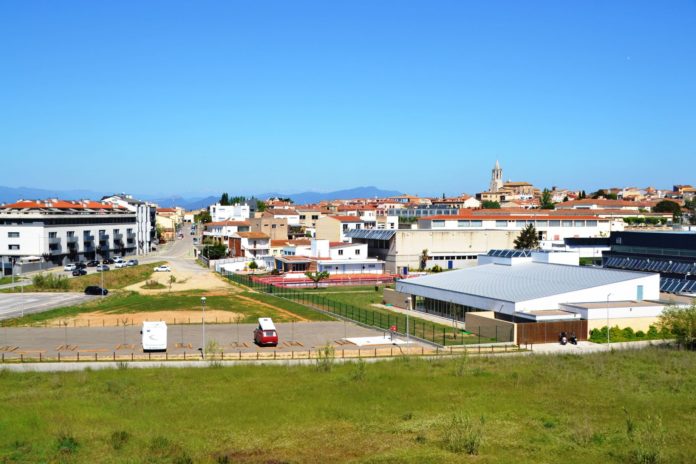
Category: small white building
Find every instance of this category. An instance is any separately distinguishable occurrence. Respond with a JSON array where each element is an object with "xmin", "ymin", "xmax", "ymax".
[{"xmin": 209, "ymin": 203, "xmax": 251, "ymax": 222}]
